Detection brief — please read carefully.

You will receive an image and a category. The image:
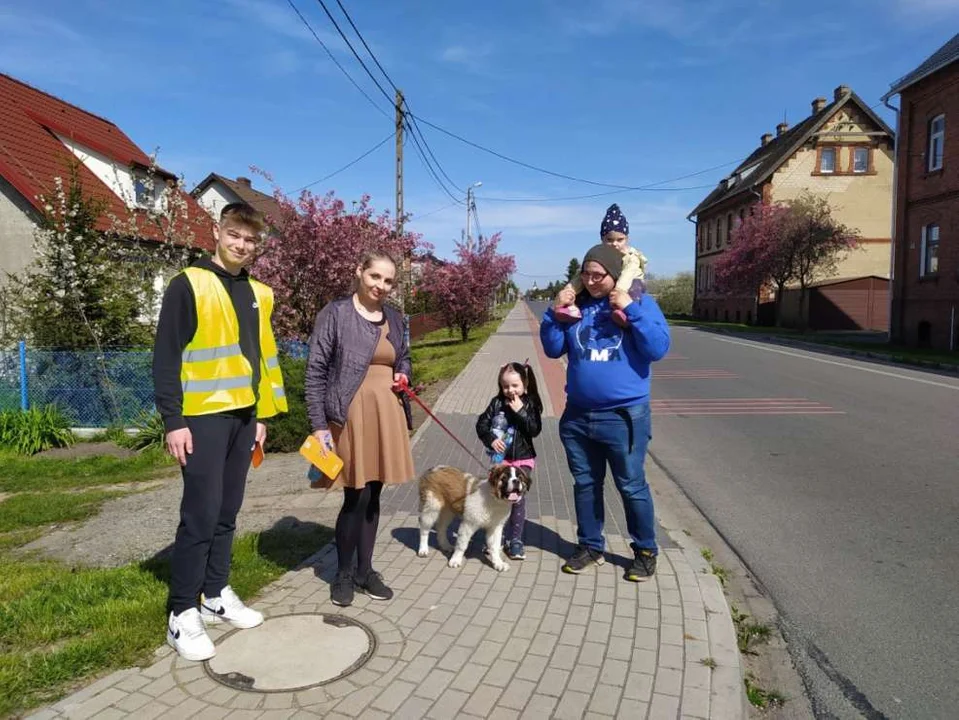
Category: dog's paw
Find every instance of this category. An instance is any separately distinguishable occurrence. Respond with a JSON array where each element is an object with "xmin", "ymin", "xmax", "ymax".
[
  {"xmin": 416, "ymin": 548, "xmax": 429, "ymax": 558},
  {"xmin": 448, "ymin": 555, "xmax": 464, "ymax": 569},
  {"xmin": 493, "ymin": 560, "xmax": 510, "ymax": 572}
]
